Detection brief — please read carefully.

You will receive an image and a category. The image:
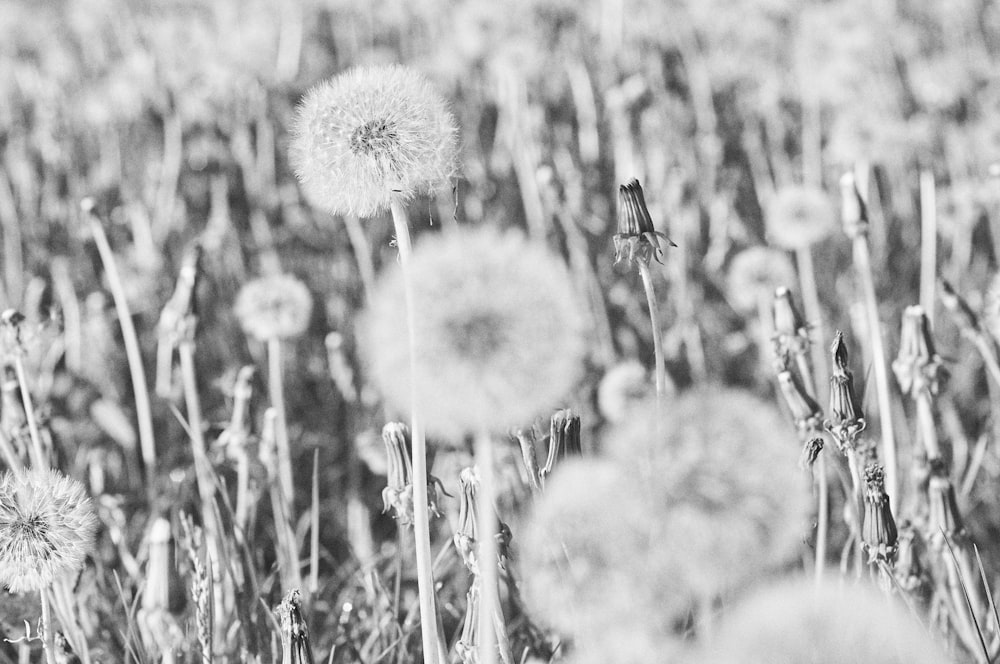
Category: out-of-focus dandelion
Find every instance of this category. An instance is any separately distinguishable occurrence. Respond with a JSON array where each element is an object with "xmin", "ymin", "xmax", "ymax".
[
  {"xmin": 766, "ymin": 185, "xmax": 837, "ymax": 250},
  {"xmin": 613, "ymin": 179, "xmax": 674, "ymax": 405},
  {"xmin": 289, "ymin": 64, "xmax": 458, "ymax": 218},
  {"xmin": 727, "ymin": 247, "xmax": 797, "ymax": 314},
  {"xmin": 233, "ymin": 274, "xmax": 313, "ymax": 343},
  {"xmin": 596, "ymin": 359, "xmax": 653, "ymax": 424},
  {"xmin": 362, "ymin": 227, "xmax": 585, "ymax": 439},
  {"xmin": 697, "ymin": 578, "xmax": 949, "ymax": 664},
  {"xmin": 608, "ymin": 388, "xmax": 811, "ymax": 599},
  {"xmin": 0, "ymin": 469, "xmax": 97, "ymax": 593}
]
